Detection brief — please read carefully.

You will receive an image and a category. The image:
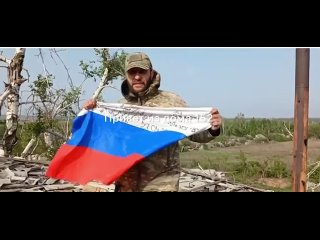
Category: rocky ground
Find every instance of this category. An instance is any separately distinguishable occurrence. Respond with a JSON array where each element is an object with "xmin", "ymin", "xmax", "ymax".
[
  {"xmin": 179, "ymin": 168, "xmax": 272, "ymax": 192},
  {"xmin": 0, "ymin": 157, "xmax": 82, "ymax": 192},
  {"xmin": 0, "ymin": 156, "xmax": 272, "ymax": 192}
]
